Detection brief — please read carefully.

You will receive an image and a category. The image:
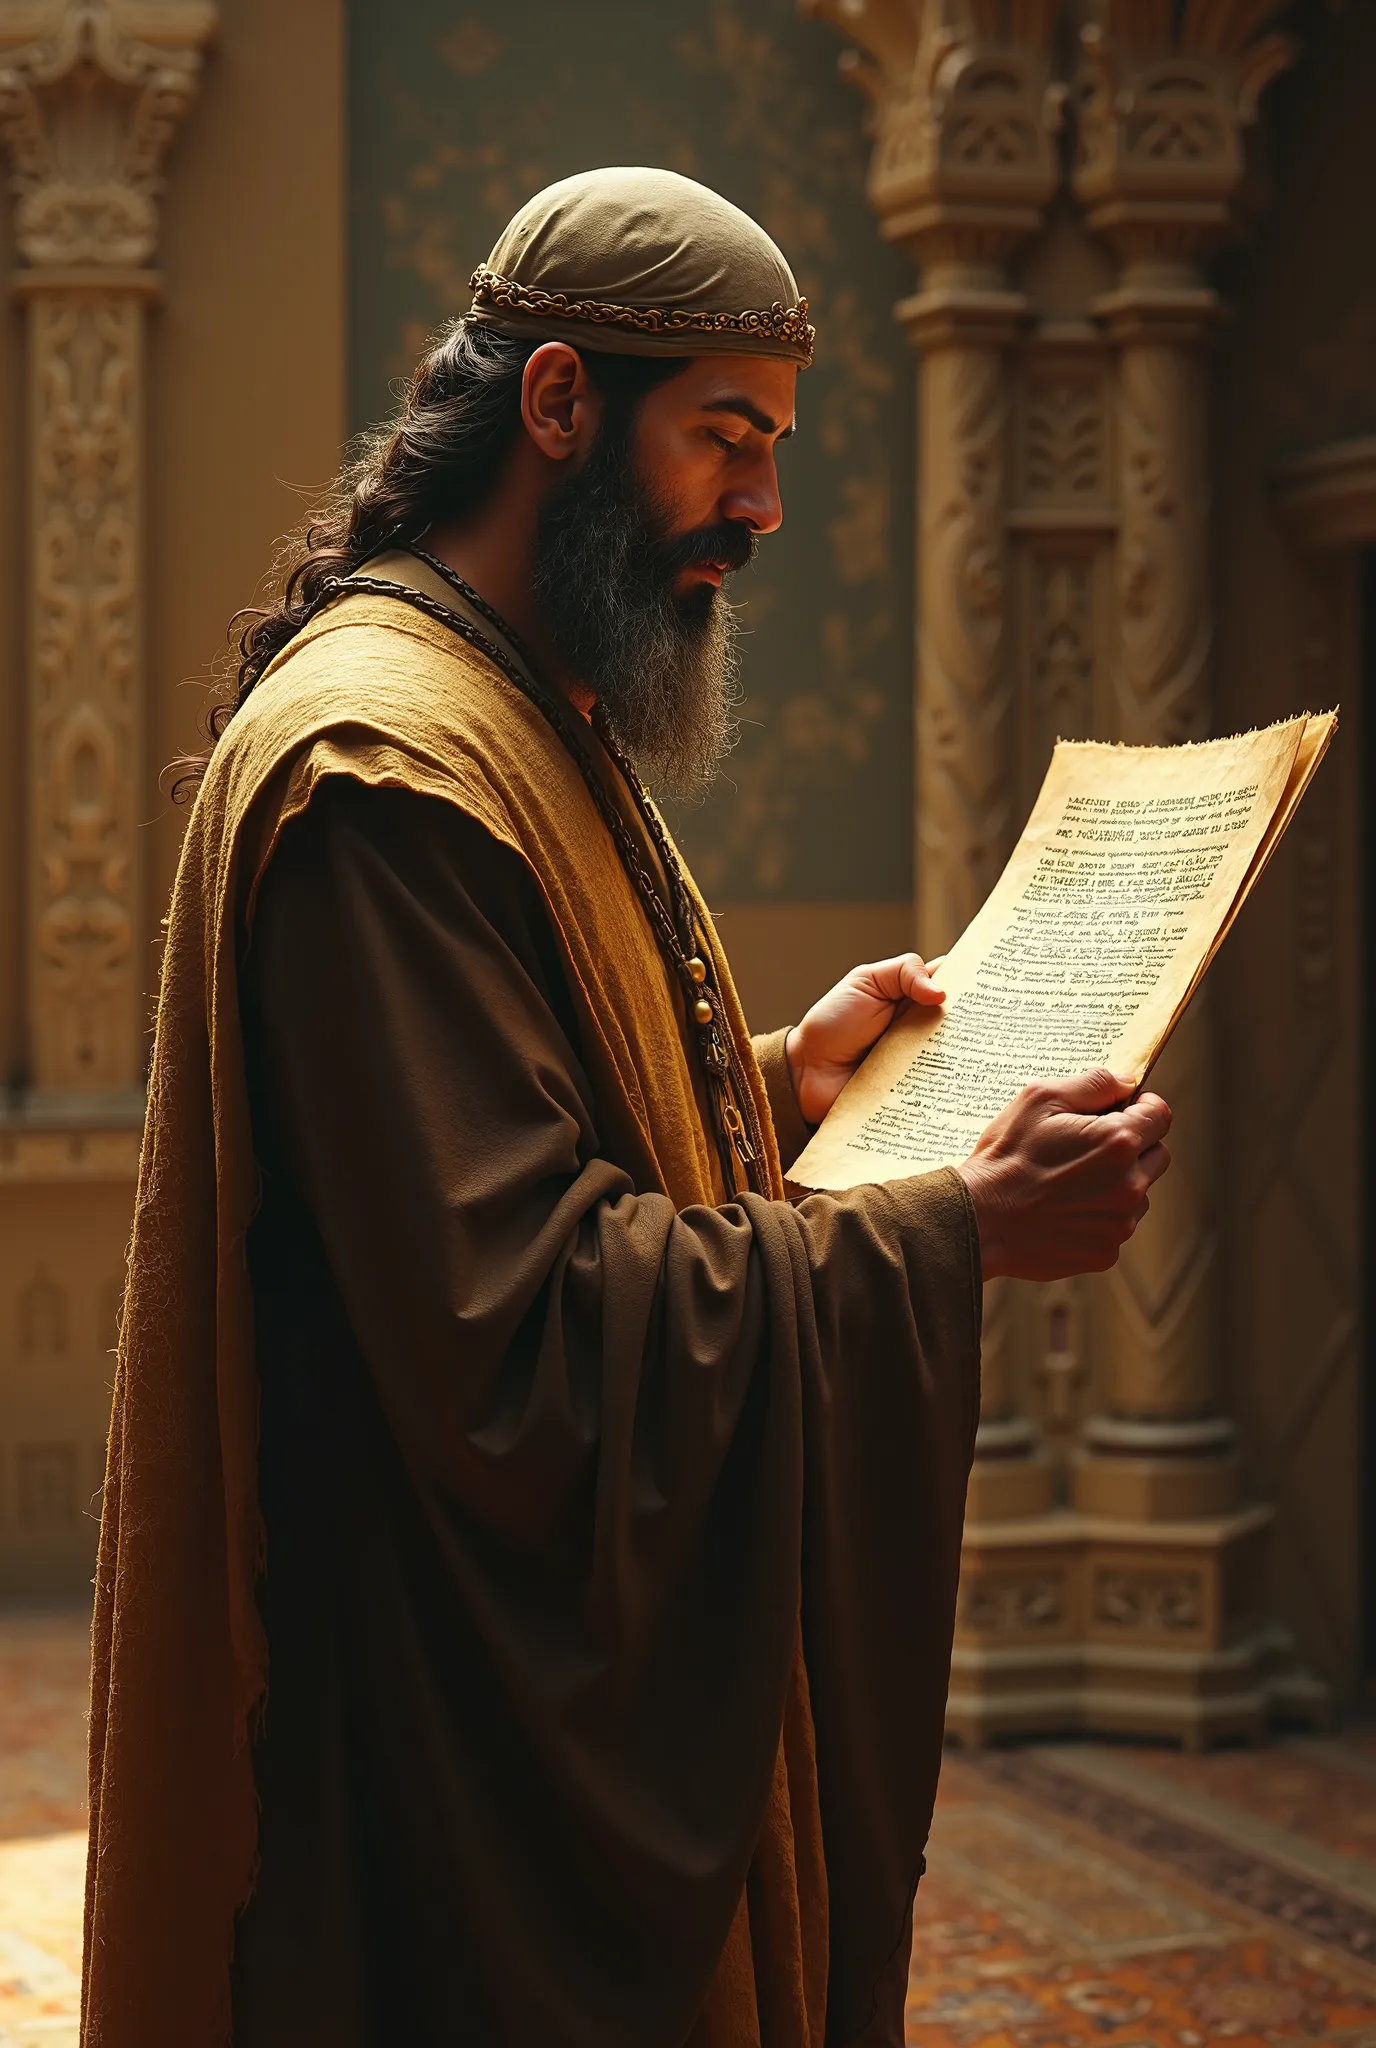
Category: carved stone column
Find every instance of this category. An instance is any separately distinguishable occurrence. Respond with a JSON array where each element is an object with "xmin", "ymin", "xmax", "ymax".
[
  {"xmin": 809, "ymin": 0, "xmax": 1329, "ymax": 1744},
  {"xmin": 805, "ymin": 0, "xmax": 1063, "ymax": 1550},
  {"xmin": 0, "ymin": 0, "xmax": 216, "ymax": 1110},
  {"xmin": 0, "ymin": 1, "xmax": 214, "ymax": 1595},
  {"xmin": 1063, "ymin": 4, "xmax": 1320, "ymax": 1743},
  {"xmin": 1078, "ymin": 283, "xmax": 1233, "ymax": 1516}
]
